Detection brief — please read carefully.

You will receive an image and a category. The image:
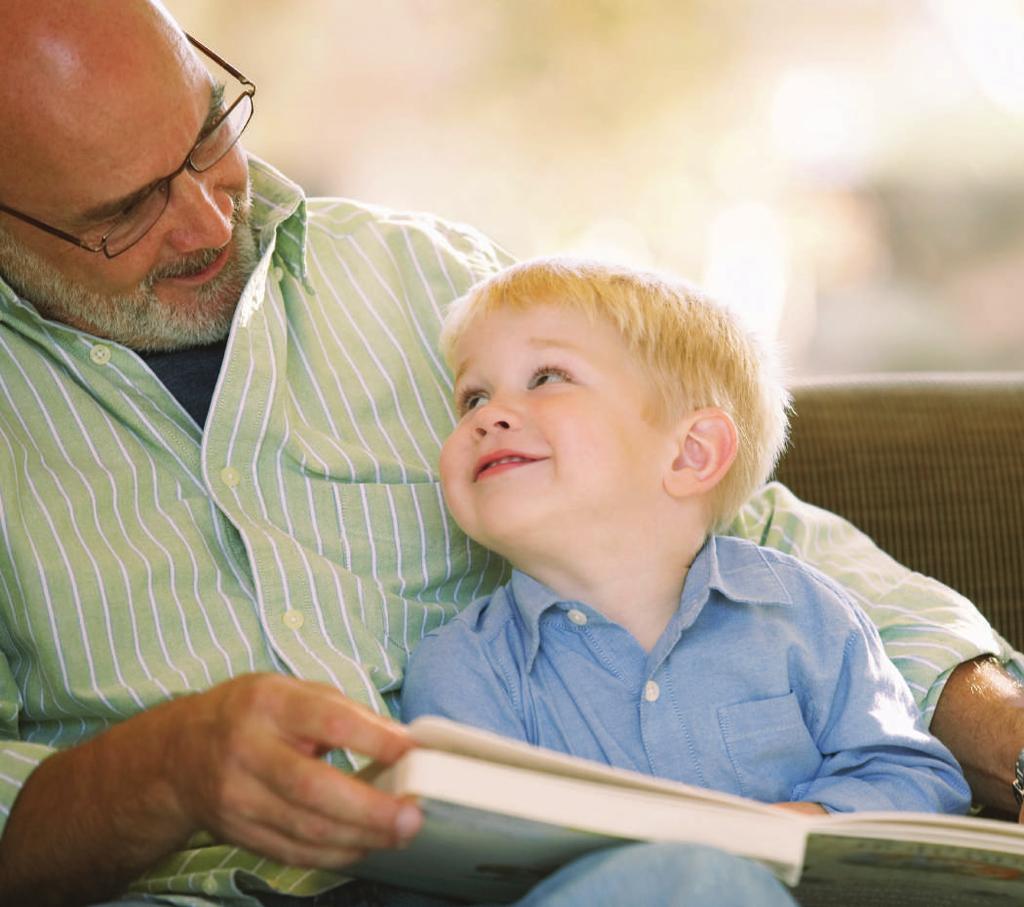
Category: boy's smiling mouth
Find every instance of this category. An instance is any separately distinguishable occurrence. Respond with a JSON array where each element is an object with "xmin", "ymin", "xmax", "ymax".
[{"xmin": 474, "ymin": 450, "xmax": 546, "ymax": 481}]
